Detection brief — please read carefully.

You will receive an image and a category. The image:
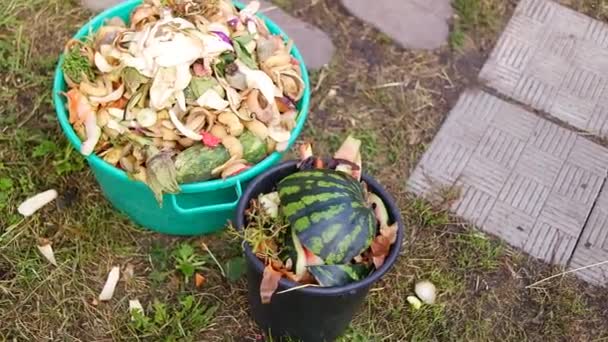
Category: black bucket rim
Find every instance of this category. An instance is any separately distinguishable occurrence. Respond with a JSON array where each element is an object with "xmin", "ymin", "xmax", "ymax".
[{"xmin": 235, "ymin": 160, "xmax": 405, "ymax": 297}]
